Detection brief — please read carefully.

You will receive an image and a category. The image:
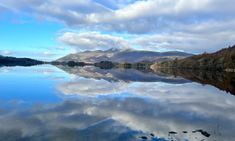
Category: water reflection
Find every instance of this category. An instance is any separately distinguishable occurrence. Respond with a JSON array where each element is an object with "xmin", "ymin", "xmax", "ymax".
[
  {"xmin": 0, "ymin": 94, "xmax": 234, "ymax": 141},
  {"xmin": 152, "ymin": 68, "xmax": 235, "ymax": 95},
  {"xmin": 0, "ymin": 65, "xmax": 235, "ymax": 141},
  {"xmin": 56, "ymin": 65, "xmax": 189, "ymax": 83},
  {"xmin": 56, "ymin": 65, "xmax": 190, "ymax": 97}
]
